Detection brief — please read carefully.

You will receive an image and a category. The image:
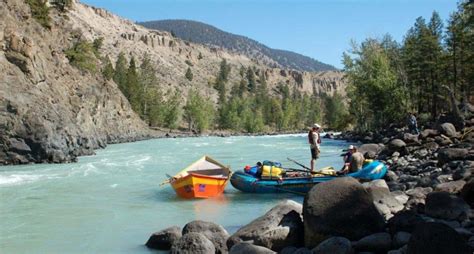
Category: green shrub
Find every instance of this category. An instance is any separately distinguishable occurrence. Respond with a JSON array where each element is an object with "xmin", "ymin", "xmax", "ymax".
[
  {"xmin": 65, "ymin": 40, "xmax": 98, "ymax": 73},
  {"xmin": 50, "ymin": 0, "xmax": 72, "ymax": 12},
  {"xmin": 25, "ymin": 0, "xmax": 51, "ymax": 28}
]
